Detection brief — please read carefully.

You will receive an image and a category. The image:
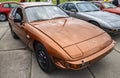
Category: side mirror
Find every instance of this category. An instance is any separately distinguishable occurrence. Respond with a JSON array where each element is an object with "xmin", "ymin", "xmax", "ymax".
[{"xmin": 71, "ymin": 9, "xmax": 77, "ymax": 13}]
